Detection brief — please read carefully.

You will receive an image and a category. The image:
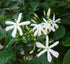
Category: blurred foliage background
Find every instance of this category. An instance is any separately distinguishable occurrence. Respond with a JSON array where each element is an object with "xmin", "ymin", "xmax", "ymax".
[{"xmin": 0, "ymin": 0, "xmax": 70, "ymax": 64}]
